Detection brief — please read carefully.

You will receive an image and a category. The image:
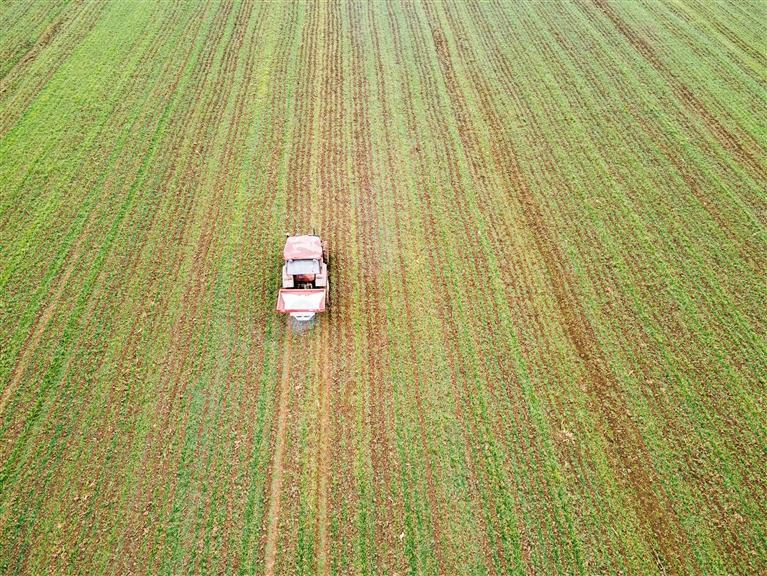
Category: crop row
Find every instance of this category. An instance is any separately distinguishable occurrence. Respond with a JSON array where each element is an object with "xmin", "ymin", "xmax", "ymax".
[{"xmin": 0, "ymin": 1, "xmax": 764, "ymax": 574}]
